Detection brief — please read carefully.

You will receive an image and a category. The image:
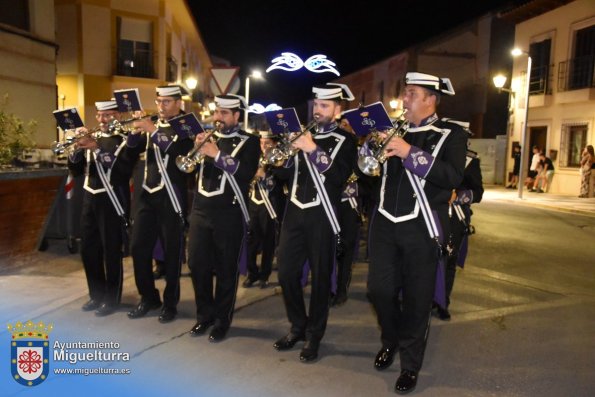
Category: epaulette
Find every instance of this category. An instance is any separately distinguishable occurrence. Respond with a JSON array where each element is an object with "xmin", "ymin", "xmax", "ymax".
[
  {"xmin": 441, "ymin": 118, "xmax": 473, "ymax": 135},
  {"xmin": 466, "ymin": 149, "xmax": 479, "ymax": 159}
]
